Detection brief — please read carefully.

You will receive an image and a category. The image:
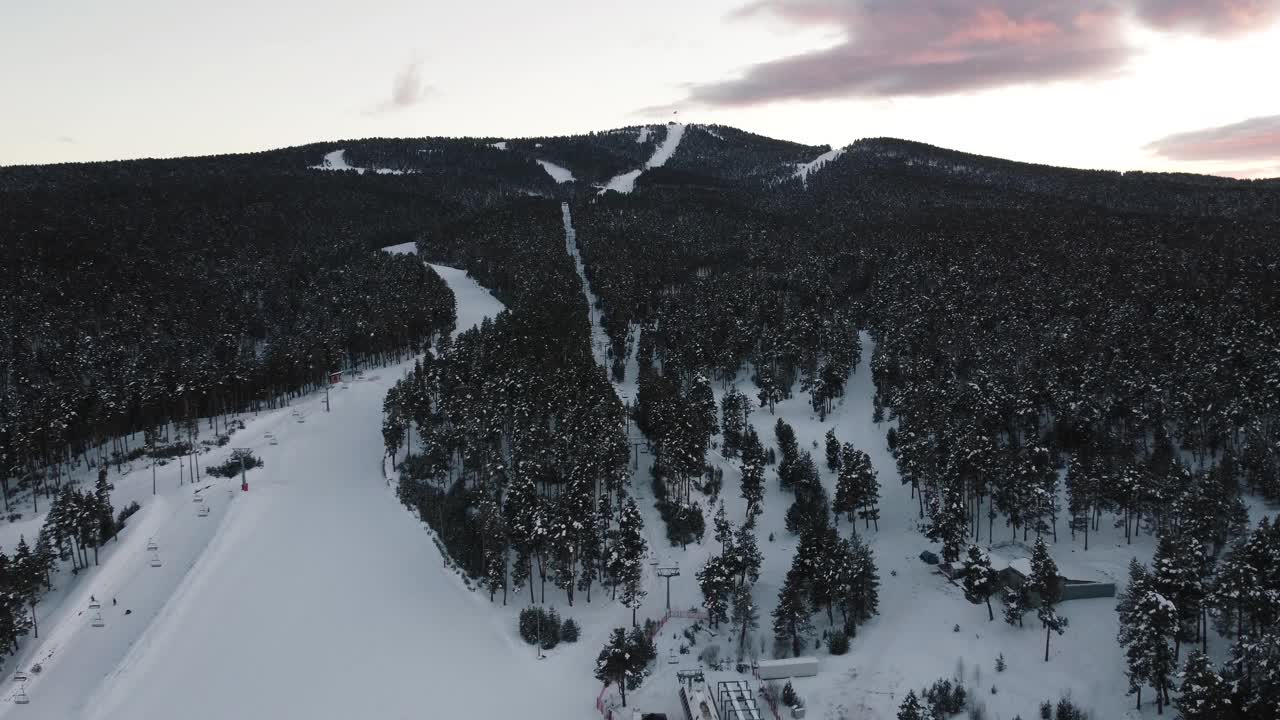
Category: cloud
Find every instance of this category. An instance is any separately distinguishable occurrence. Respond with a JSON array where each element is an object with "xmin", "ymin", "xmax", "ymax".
[
  {"xmin": 56, "ymin": 136, "xmax": 76, "ymax": 144},
  {"xmin": 1133, "ymin": 0, "xmax": 1280, "ymax": 36},
  {"xmin": 663, "ymin": 1, "xmax": 1279, "ymax": 108},
  {"xmin": 1146, "ymin": 115, "xmax": 1280, "ymax": 162},
  {"xmin": 368, "ymin": 61, "xmax": 433, "ymax": 114}
]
